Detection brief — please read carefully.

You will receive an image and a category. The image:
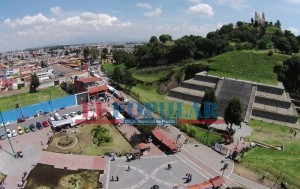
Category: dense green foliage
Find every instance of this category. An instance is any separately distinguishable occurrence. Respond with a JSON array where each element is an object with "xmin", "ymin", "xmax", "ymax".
[
  {"xmin": 91, "ymin": 125, "xmax": 112, "ymax": 146},
  {"xmin": 224, "ymin": 97, "xmax": 243, "ymax": 129},
  {"xmin": 112, "ymin": 67, "xmax": 136, "ymax": 89},
  {"xmin": 29, "ymin": 73, "xmax": 40, "ymax": 93},
  {"xmin": 274, "ymin": 55, "xmax": 300, "ymax": 94}
]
